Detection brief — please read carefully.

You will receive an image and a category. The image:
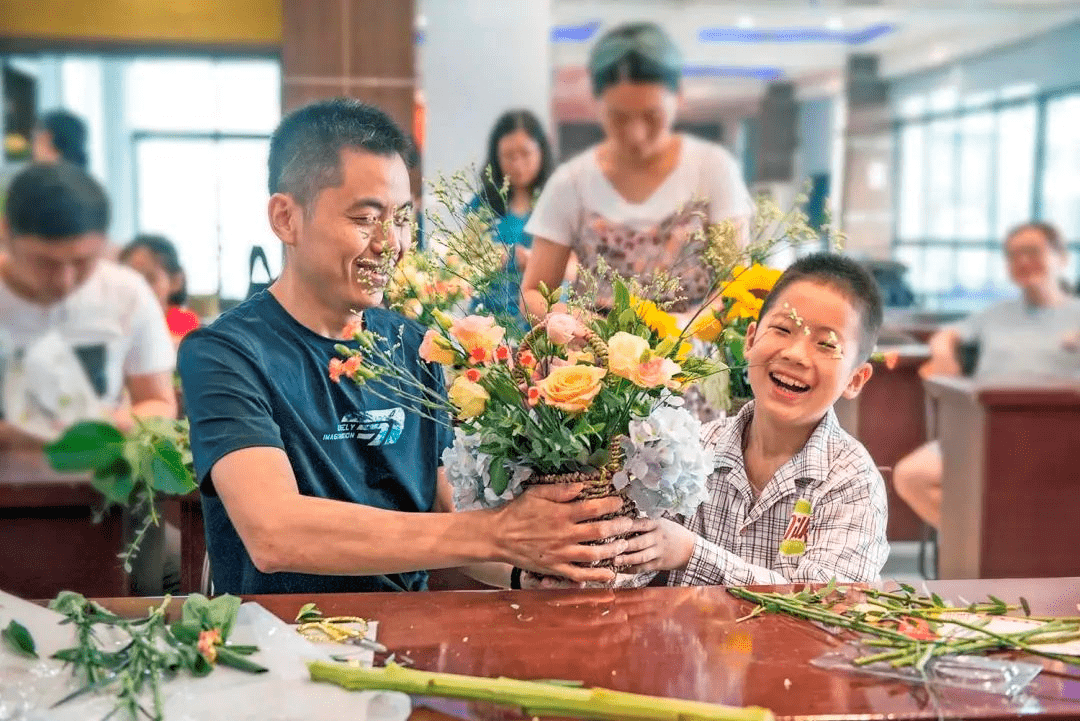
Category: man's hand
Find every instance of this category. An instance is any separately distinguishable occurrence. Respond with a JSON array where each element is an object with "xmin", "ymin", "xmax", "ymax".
[
  {"xmin": 613, "ymin": 517, "xmax": 696, "ymax": 574},
  {"xmin": 492, "ymin": 483, "xmax": 635, "ymax": 585},
  {"xmin": 0, "ymin": 420, "xmax": 48, "ymax": 451}
]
